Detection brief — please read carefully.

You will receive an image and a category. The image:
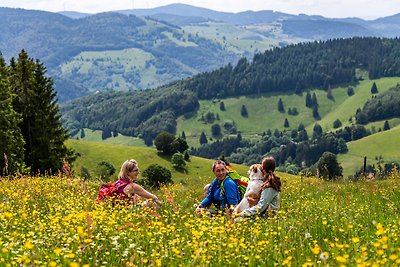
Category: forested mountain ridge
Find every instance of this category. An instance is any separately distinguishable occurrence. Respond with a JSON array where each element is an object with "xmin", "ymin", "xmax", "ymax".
[
  {"xmin": 62, "ymin": 37, "xmax": 400, "ymax": 151},
  {"xmin": 184, "ymin": 37, "xmax": 400, "ymax": 99},
  {"xmin": 0, "ymin": 8, "xmax": 237, "ymax": 102},
  {"xmin": 2, "ymin": 5, "xmax": 400, "ymax": 102}
]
